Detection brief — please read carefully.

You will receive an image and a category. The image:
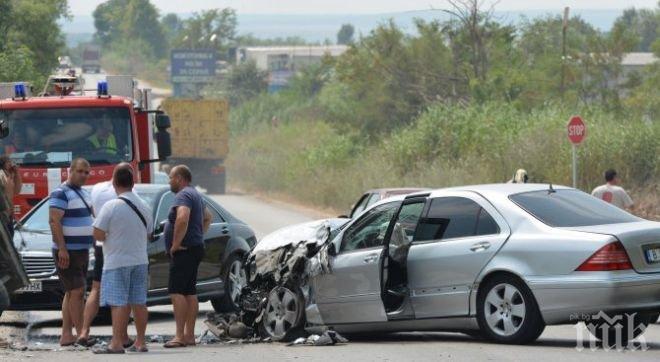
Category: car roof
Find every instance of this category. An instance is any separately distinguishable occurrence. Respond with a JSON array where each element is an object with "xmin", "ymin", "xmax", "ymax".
[
  {"xmin": 366, "ymin": 187, "xmax": 430, "ymax": 194},
  {"xmin": 366, "ymin": 183, "xmax": 573, "ymax": 209}
]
